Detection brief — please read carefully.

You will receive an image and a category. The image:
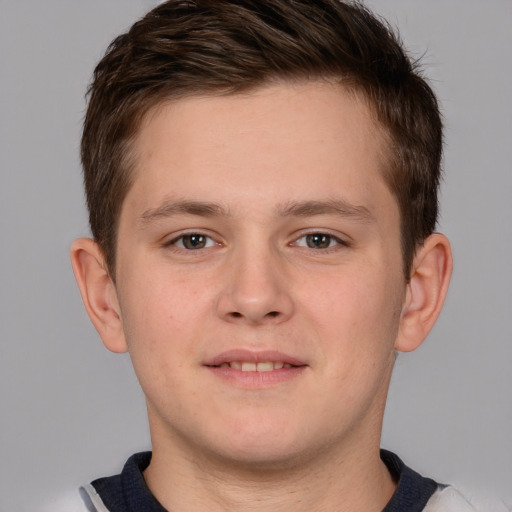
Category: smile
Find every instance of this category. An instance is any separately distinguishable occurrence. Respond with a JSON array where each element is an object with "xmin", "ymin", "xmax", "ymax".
[
  {"xmin": 218, "ymin": 361, "xmax": 295, "ymax": 371},
  {"xmin": 204, "ymin": 350, "xmax": 307, "ymax": 387},
  {"xmin": 205, "ymin": 350, "xmax": 306, "ymax": 369}
]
